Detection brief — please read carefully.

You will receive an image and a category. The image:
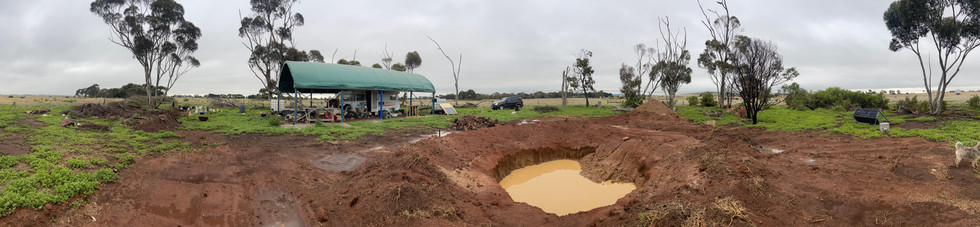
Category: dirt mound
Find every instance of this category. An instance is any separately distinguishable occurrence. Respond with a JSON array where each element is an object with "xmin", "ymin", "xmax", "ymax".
[
  {"xmin": 130, "ymin": 108, "xmax": 183, "ymax": 132},
  {"xmin": 62, "ymin": 101, "xmax": 142, "ymax": 118},
  {"xmin": 60, "ymin": 101, "xmax": 181, "ymax": 132},
  {"xmin": 631, "ymin": 100, "xmax": 685, "ymax": 122},
  {"xmin": 450, "ymin": 115, "xmax": 498, "ymax": 131}
]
